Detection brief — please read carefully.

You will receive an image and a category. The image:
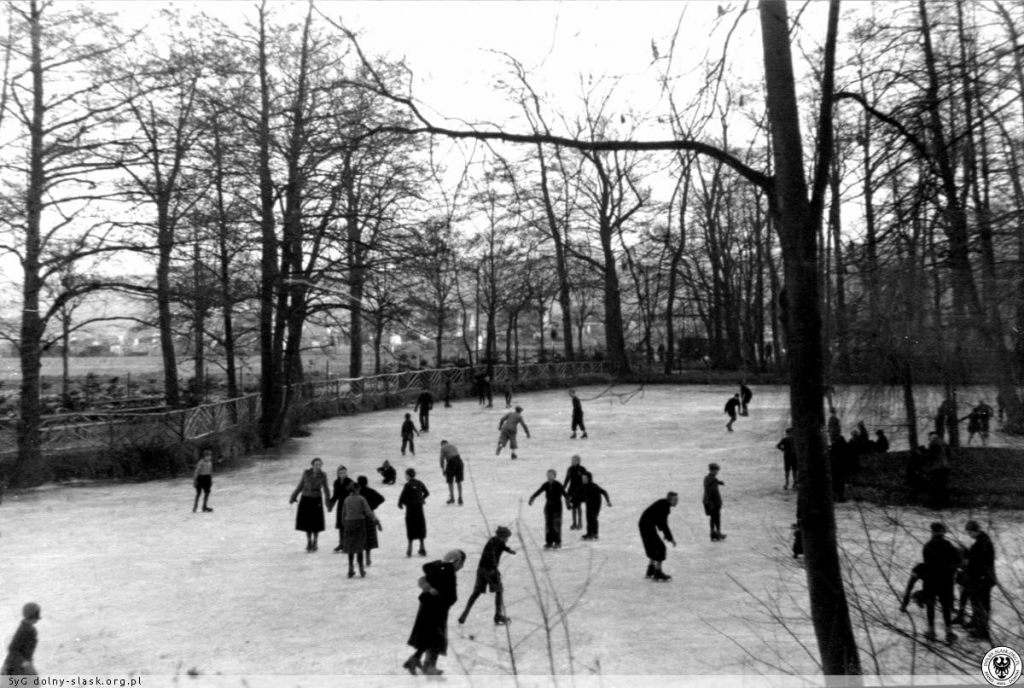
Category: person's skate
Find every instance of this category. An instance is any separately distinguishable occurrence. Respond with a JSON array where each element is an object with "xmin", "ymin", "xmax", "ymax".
[
  {"xmin": 402, "ymin": 657, "xmax": 421, "ymax": 675},
  {"xmin": 652, "ymin": 570, "xmax": 672, "ymax": 581},
  {"xmin": 646, "ymin": 564, "xmax": 656, "ymax": 578},
  {"xmin": 570, "ymin": 433, "xmax": 577, "ymax": 439},
  {"xmin": 494, "ymin": 615, "xmax": 509, "ymax": 625},
  {"xmin": 581, "ymin": 432, "xmax": 587, "ymax": 439}
]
